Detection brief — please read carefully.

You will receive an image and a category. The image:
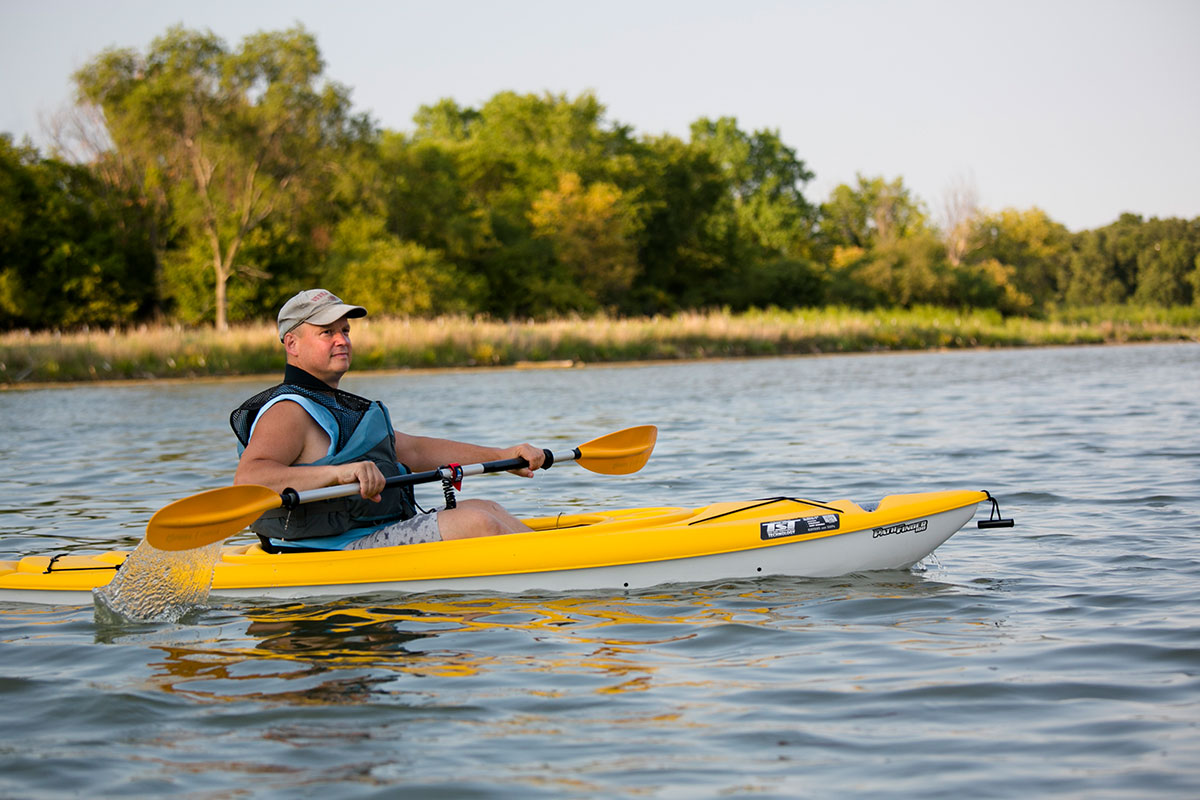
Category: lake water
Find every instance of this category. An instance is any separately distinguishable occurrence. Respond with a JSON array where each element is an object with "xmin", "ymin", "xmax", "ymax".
[{"xmin": 1, "ymin": 343, "xmax": 1198, "ymax": 798}]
